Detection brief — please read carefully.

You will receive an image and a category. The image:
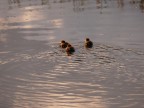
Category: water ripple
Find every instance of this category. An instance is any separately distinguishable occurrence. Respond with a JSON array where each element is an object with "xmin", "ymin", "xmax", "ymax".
[{"xmin": 1, "ymin": 42, "xmax": 144, "ymax": 108}]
